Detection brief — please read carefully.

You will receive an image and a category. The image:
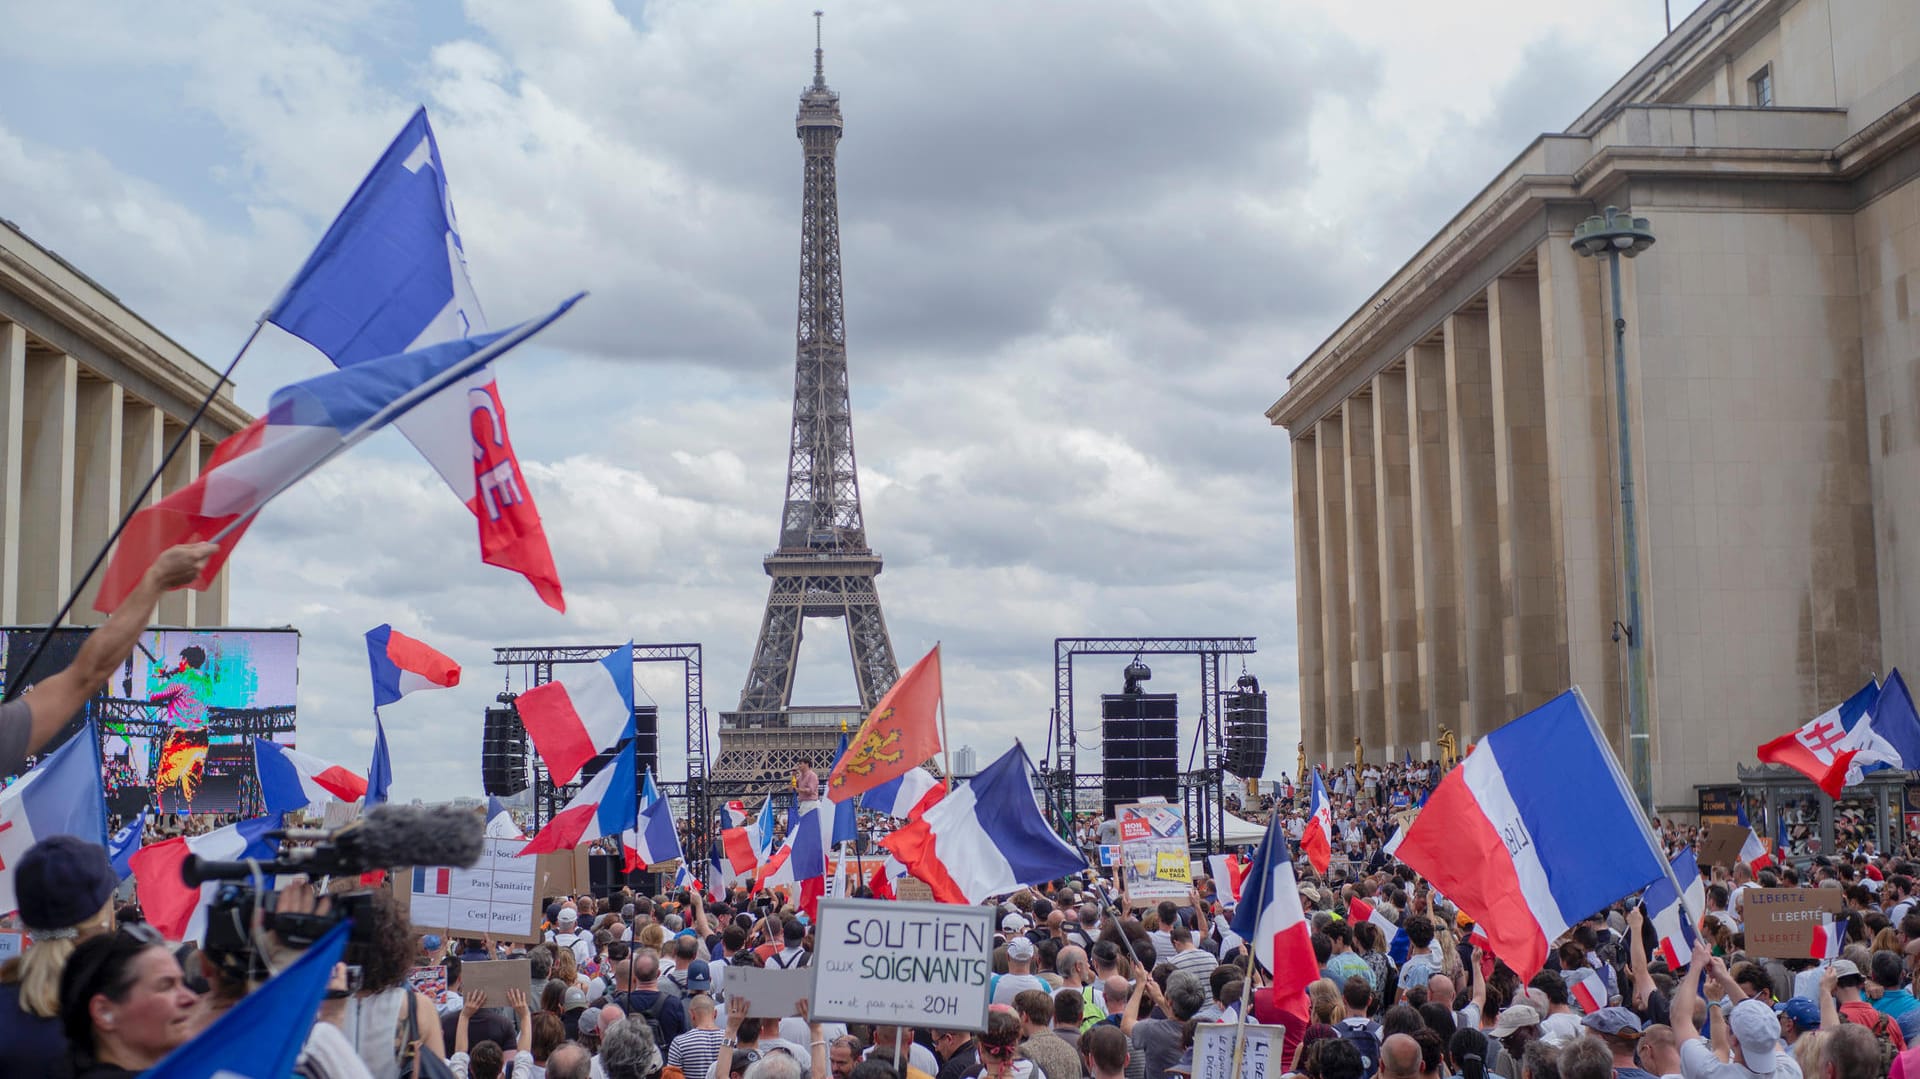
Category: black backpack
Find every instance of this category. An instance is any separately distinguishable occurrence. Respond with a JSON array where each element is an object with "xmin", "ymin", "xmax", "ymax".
[{"xmin": 617, "ymin": 989, "xmax": 674, "ymax": 1050}]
